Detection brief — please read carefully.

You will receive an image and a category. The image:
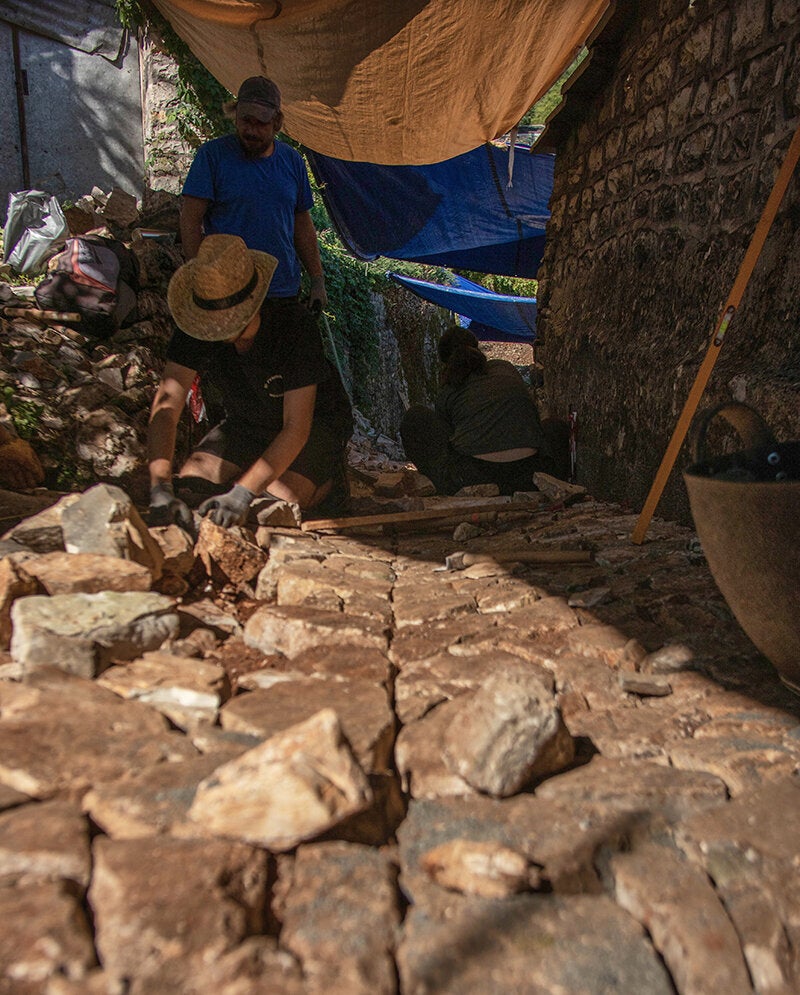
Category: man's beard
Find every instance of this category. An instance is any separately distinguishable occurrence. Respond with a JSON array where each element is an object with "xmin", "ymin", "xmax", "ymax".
[{"xmin": 238, "ymin": 134, "xmax": 270, "ymax": 158}]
